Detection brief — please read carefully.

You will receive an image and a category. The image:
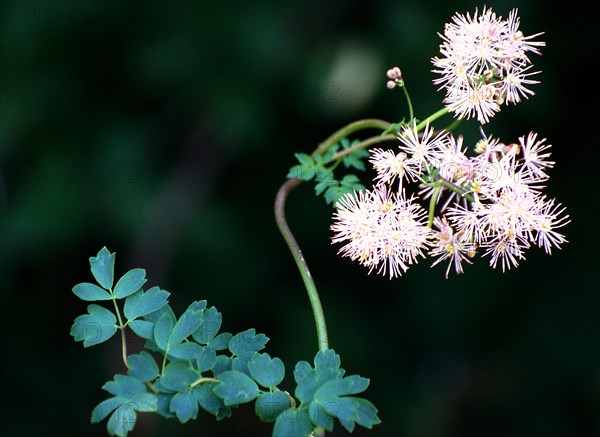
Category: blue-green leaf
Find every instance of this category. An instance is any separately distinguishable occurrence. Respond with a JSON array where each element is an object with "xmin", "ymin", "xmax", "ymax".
[
  {"xmin": 229, "ymin": 329, "xmax": 268, "ymax": 356},
  {"xmin": 315, "ymin": 350, "xmax": 341, "ymax": 373},
  {"xmin": 293, "ymin": 361, "xmax": 312, "ymax": 384},
  {"xmin": 192, "ymin": 385, "xmax": 221, "ymax": 416},
  {"xmin": 124, "ymin": 287, "xmax": 169, "ymax": 321},
  {"xmin": 170, "ymin": 391, "xmax": 198, "ymax": 423},
  {"xmin": 308, "ymin": 401, "xmax": 334, "ymax": 431},
  {"xmin": 128, "ymin": 320, "xmax": 154, "ymax": 340},
  {"xmin": 212, "ymin": 355, "xmax": 232, "ymax": 376},
  {"xmin": 91, "ymin": 397, "xmax": 127, "ymax": 423},
  {"xmin": 195, "ymin": 346, "xmax": 217, "ymax": 372},
  {"xmin": 127, "ymin": 352, "xmax": 159, "ymax": 382},
  {"xmin": 273, "ymin": 408, "xmax": 313, "ymax": 437},
  {"xmin": 314, "ymin": 375, "xmax": 370, "ymax": 401},
  {"xmin": 212, "ymin": 370, "xmax": 259, "ymax": 406},
  {"xmin": 72, "ymin": 283, "xmax": 112, "ymax": 301},
  {"xmin": 107, "ymin": 403, "xmax": 137, "ymax": 437},
  {"xmin": 103, "ymin": 375, "xmax": 147, "ymax": 398},
  {"xmin": 231, "ymin": 351, "xmax": 255, "ymax": 377},
  {"xmin": 168, "ymin": 342, "xmax": 204, "ymax": 360},
  {"xmin": 155, "ymin": 393, "xmax": 175, "ymax": 419},
  {"xmin": 169, "ymin": 304, "xmax": 202, "ymax": 345},
  {"xmin": 321, "ymin": 397, "xmax": 380, "ymax": 432},
  {"xmin": 153, "ymin": 312, "xmax": 175, "ymax": 351},
  {"xmin": 89, "ymin": 247, "xmax": 115, "ymax": 290},
  {"xmin": 255, "ymin": 391, "xmax": 290, "ymax": 422},
  {"xmin": 248, "ymin": 353, "xmax": 285, "ymax": 388},
  {"xmin": 160, "ymin": 361, "xmax": 198, "ymax": 392},
  {"xmin": 70, "ymin": 304, "xmax": 117, "ymax": 347},
  {"xmin": 208, "ymin": 332, "xmax": 232, "ymax": 351},
  {"xmin": 143, "ymin": 303, "xmax": 176, "ymax": 323},
  {"xmin": 113, "ymin": 269, "xmax": 147, "ymax": 299},
  {"xmin": 192, "ymin": 306, "xmax": 222, "ymax": 344}
]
